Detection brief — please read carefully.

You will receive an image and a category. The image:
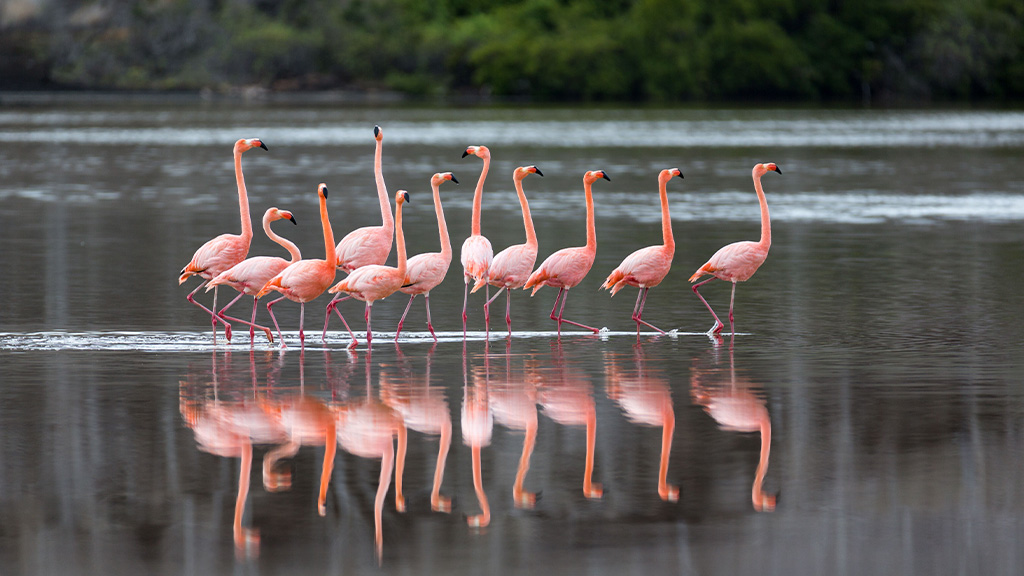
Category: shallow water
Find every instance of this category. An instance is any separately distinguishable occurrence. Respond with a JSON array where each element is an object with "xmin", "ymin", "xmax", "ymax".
[{"xmin": 1, "ymin": 101, "xmax": 1023, "ymax": 575}]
